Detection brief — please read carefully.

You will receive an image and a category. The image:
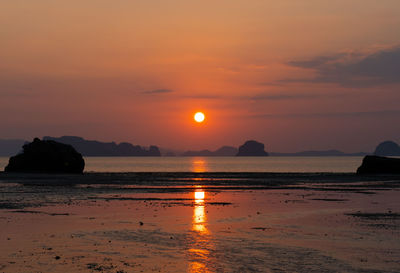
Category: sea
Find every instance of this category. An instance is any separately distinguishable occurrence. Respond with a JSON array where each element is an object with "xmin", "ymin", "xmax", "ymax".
[{"xmin": 0, "ymin": 156, "xmax": 366, "ymax": 173}]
